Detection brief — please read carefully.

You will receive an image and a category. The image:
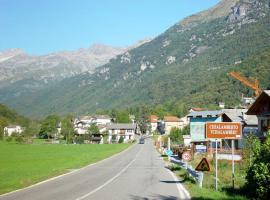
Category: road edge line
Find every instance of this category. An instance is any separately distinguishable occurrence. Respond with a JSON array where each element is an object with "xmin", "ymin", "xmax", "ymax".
[{"xmin": 167, "ymin": 169, "xmax": 191, "ymax": 200}]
